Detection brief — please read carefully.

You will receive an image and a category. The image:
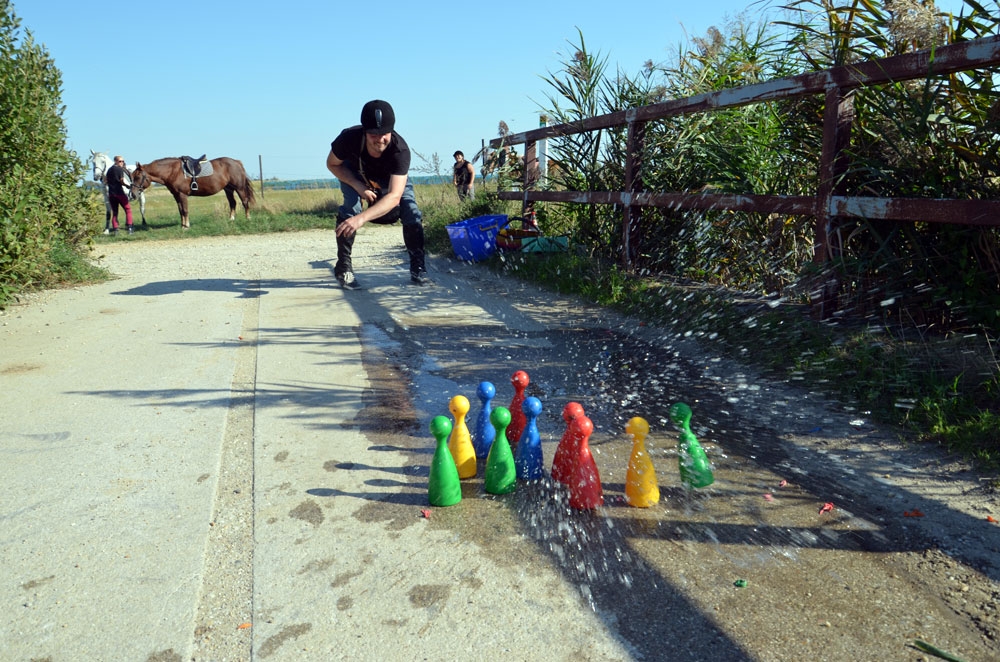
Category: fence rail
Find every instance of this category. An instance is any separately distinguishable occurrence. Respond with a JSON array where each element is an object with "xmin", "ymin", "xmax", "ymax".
[{"xmin": 488, "ymin": 34, "xmax": 1000, "ymax": 317}]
